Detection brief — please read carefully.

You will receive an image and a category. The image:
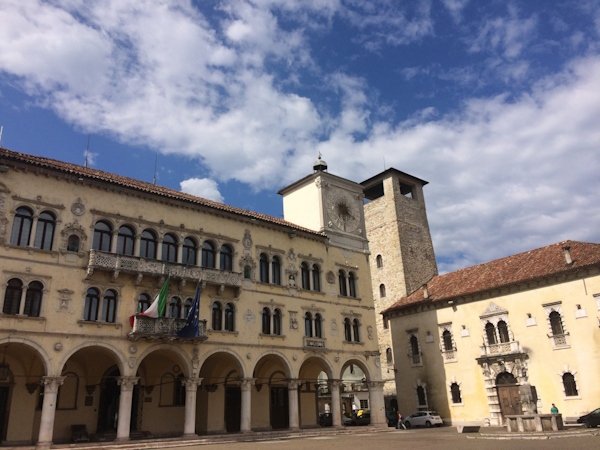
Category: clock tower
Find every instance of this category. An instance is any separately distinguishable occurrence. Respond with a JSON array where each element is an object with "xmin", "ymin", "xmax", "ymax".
[{"xmin": 278, "ymin": 156, "xmax": 369, "ymax": 252}]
